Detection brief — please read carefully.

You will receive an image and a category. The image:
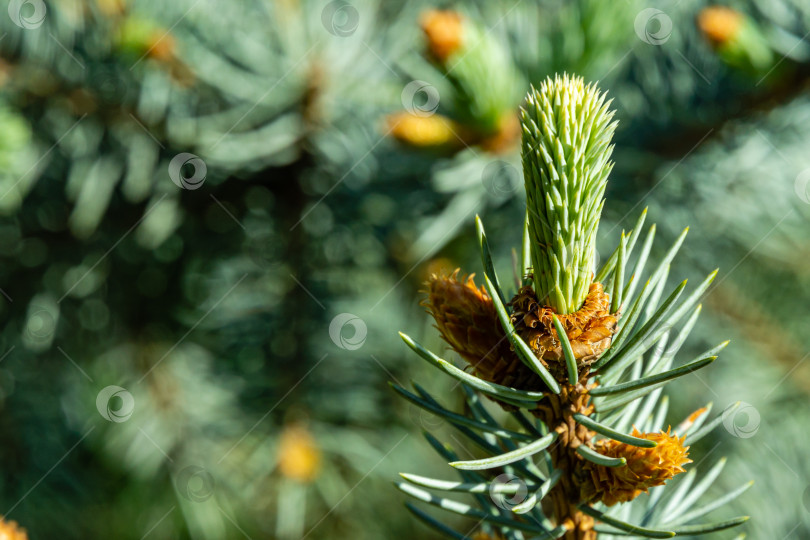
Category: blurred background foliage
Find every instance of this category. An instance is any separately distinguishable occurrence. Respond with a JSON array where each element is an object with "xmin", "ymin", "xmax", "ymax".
[{"xmin": 0, "ymin": 0, "xmax": 808, "ymax": 538}]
